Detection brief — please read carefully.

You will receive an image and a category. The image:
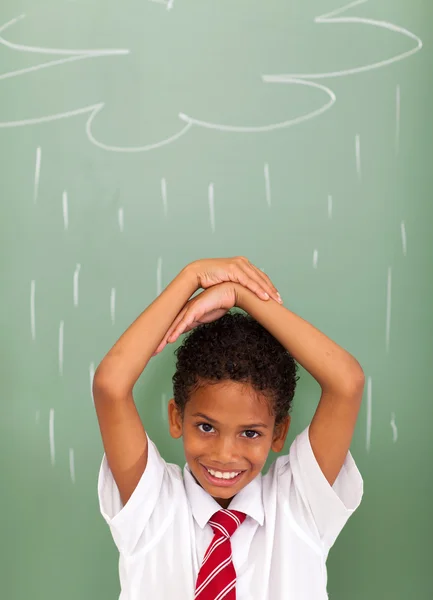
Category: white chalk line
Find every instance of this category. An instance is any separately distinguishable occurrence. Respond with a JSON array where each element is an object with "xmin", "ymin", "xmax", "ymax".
[
  {"xmin": 73, "ymin": 263, "xmax": 81, "ymax": 306},
  {"xmin": 118, "ymin": 207, "xmax": 124, "ymax": 232},
  {"xmin": 161, "ymin": 178, "xmax": 168, "ymax": 216},
  {"xmin": 0, "ymin": 14, "xmax": 129, "ymax": 56},
  {"xmin": 390, "ymin": 412, "xmax": 398, "ymax": 443},
  {"xmin": 366, "ymin": 376, "xmax": 372, "ymax": 452},
  {"xmin": 264, "ymin": 0, "xmax": 422, "ymax": 80},
  {"xmin": 401, "ymin": 221, "xmax": 407, "ymax": 256},
  {"xmin": 0, "ymin": 2, "xmax": 422, "ymax": 152},
  {"xmin": 34, "ymin": 146, "xmax": 41, "ymax": 203},
  {"xmin": 355, "ymin": 134, "xmax": 361, "ymax": 179},
  {"xmin": 180, "ymin": 78, "xmax": 336, "ymax": 133},
  {"xmin": 208, "ymin": 183, "xmax": 215, "ymax": 233},
  {"xmin": 69, "ymin": 448, "xmax": 76, "ymax": 483},
  {"xmin": 313, "ymin": 249, "xmax": 318, "ymax": 269}
]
